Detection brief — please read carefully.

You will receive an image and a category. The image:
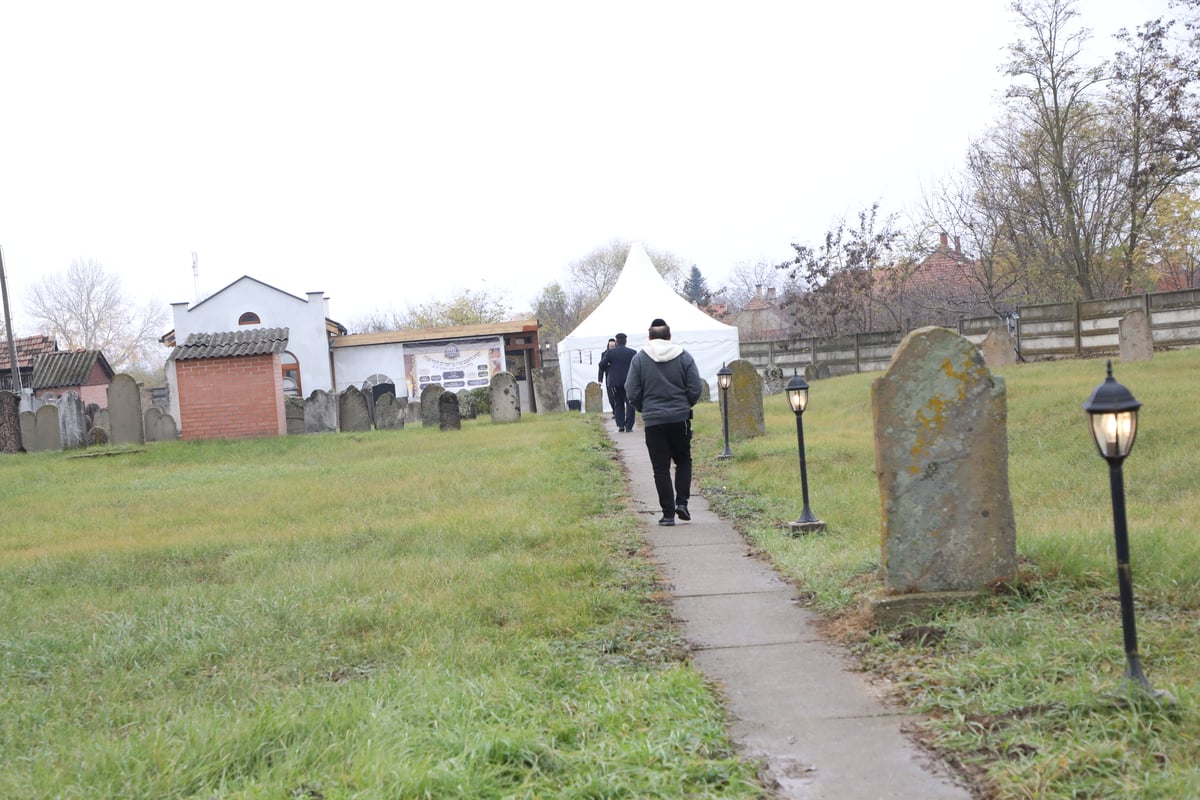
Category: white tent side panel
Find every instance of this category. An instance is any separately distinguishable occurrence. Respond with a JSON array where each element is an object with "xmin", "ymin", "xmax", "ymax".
[{"xmin": 557, "ymin": 243, "xmax": 740, "ymax": 407}]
